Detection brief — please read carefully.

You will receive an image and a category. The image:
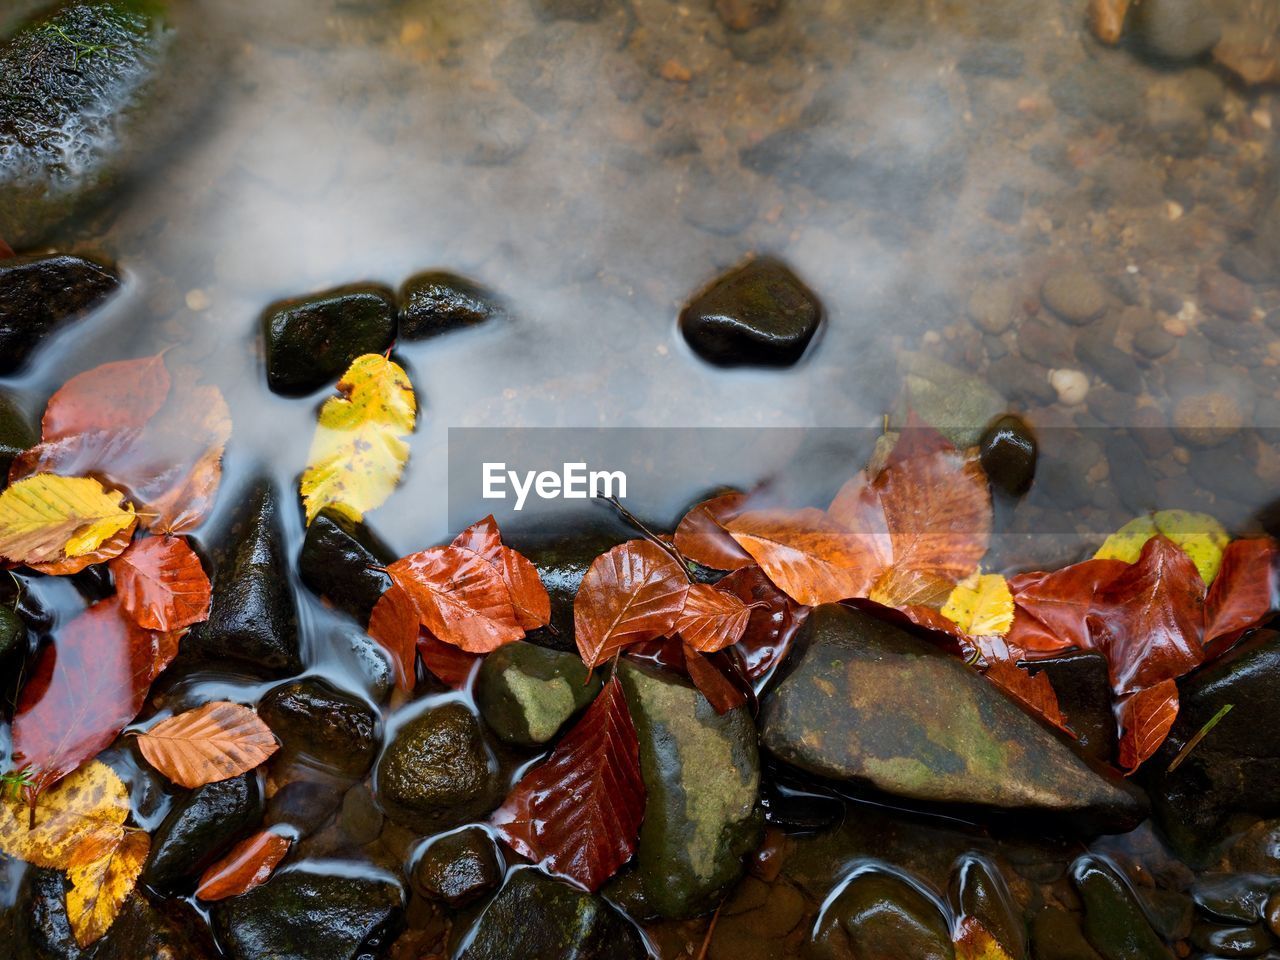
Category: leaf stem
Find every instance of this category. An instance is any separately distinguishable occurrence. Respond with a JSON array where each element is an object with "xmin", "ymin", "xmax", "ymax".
[
  {"xmin": 597, "ymin": 495, "xmax": 690, "ymax": 572},
  {"xmin": 1168, "ymin": 703, "xmax": 1234, "ymax": 773}
]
